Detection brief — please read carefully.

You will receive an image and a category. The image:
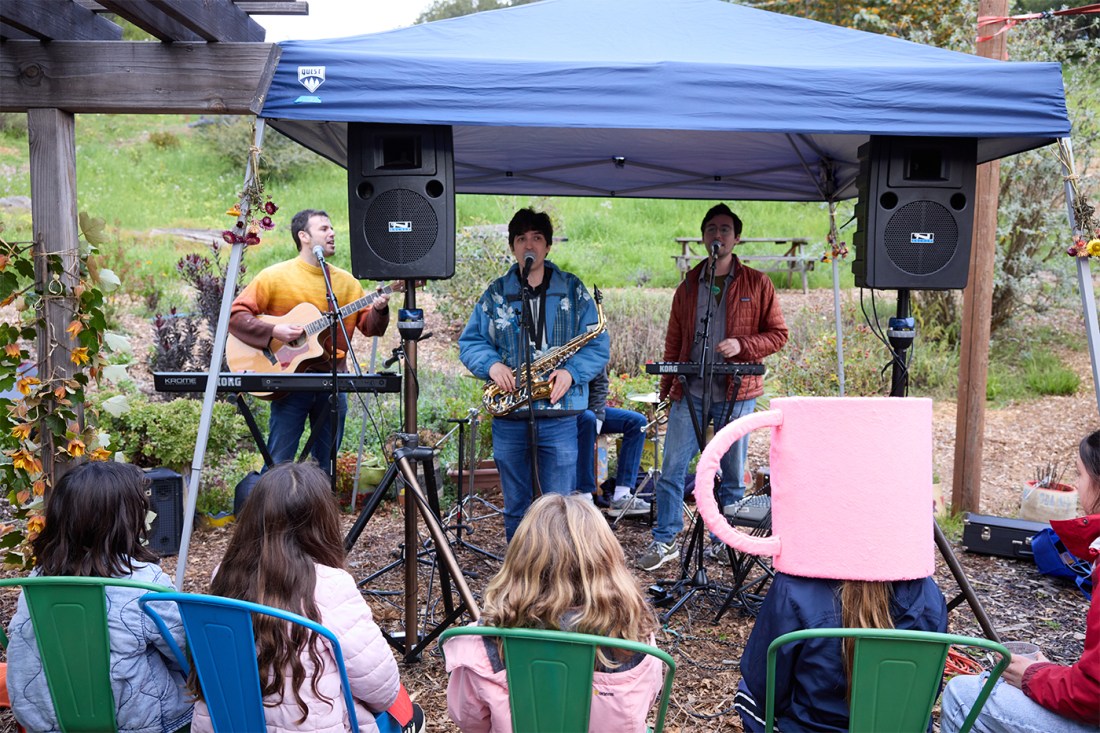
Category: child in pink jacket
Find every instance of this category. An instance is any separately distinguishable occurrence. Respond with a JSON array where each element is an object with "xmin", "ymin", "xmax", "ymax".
[
  {"xmin": 443, "ymin": 494, "xmax": 665, "ymax": 732},
  {"xmin": 190, "ymin": 463, "xmax": 424, "ymax": 733}
]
